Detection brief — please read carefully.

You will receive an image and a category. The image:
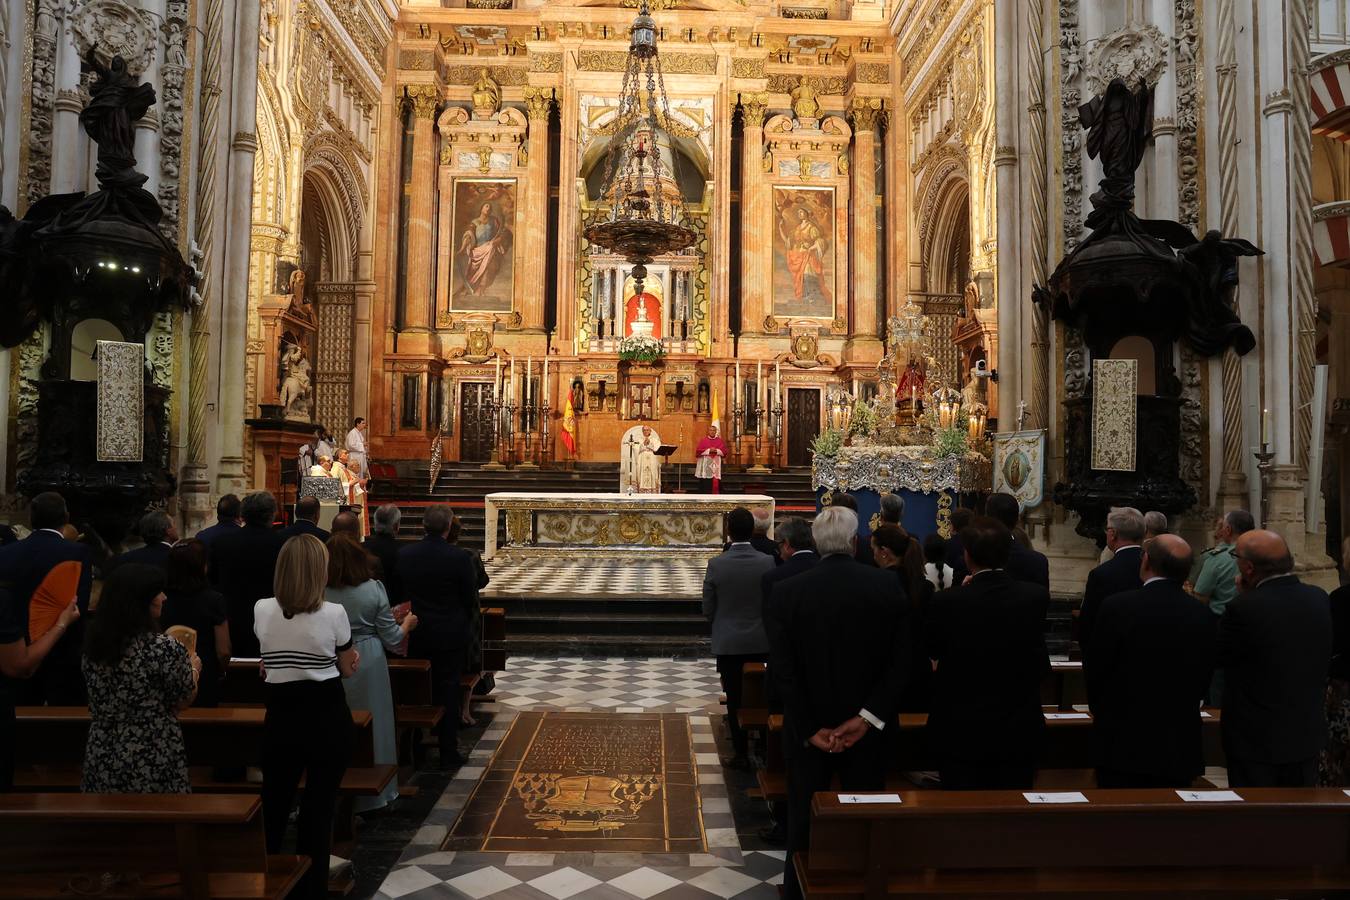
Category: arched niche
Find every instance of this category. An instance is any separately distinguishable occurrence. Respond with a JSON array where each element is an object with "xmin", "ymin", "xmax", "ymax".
[
  {"xmin": 70, "ymin": 318, "xmax": 125, "ymax": 382},
  {"xmin": 581, "ymin": 126, "xmax": 710, "ymax": 204},
  {"xmin": 1108, "ymin": 335, "xmax": 1158, "ymax": 396}
]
